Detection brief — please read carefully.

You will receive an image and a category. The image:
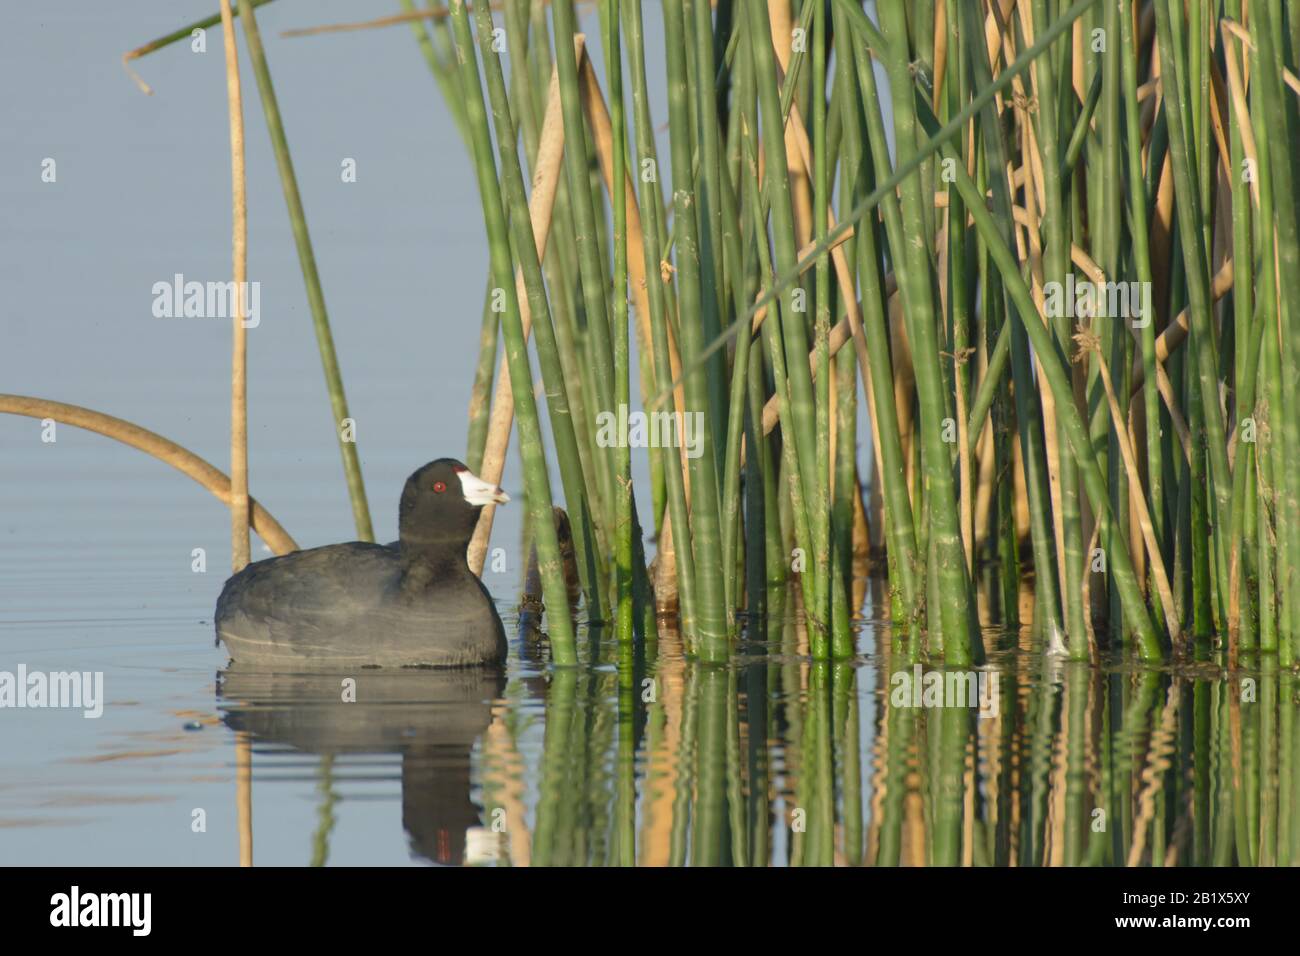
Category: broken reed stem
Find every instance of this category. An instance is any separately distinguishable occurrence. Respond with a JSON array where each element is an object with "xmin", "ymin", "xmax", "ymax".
[
  {"xmin": 218, "ymin": 0, "xmax": 251, "ymax": 573},
  {"xmin": 121, "ymin": 0, "xmax": 278, "ymax": 94}
]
